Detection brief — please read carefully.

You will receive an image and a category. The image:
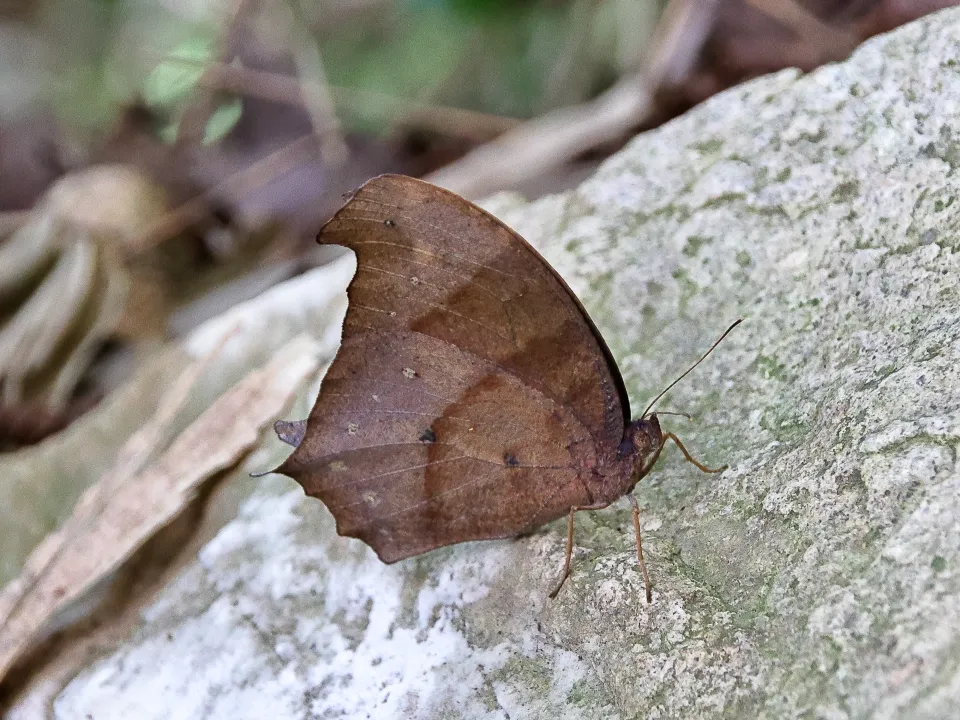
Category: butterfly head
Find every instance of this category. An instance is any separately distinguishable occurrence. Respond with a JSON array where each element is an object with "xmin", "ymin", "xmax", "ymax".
[
  {"xmin": 620, "ymin": 413, "xmax": 663, "ymax": 459},
  {"xmin": 612, "ymin": 414, "xmax": 664, "ymax": 496}
]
